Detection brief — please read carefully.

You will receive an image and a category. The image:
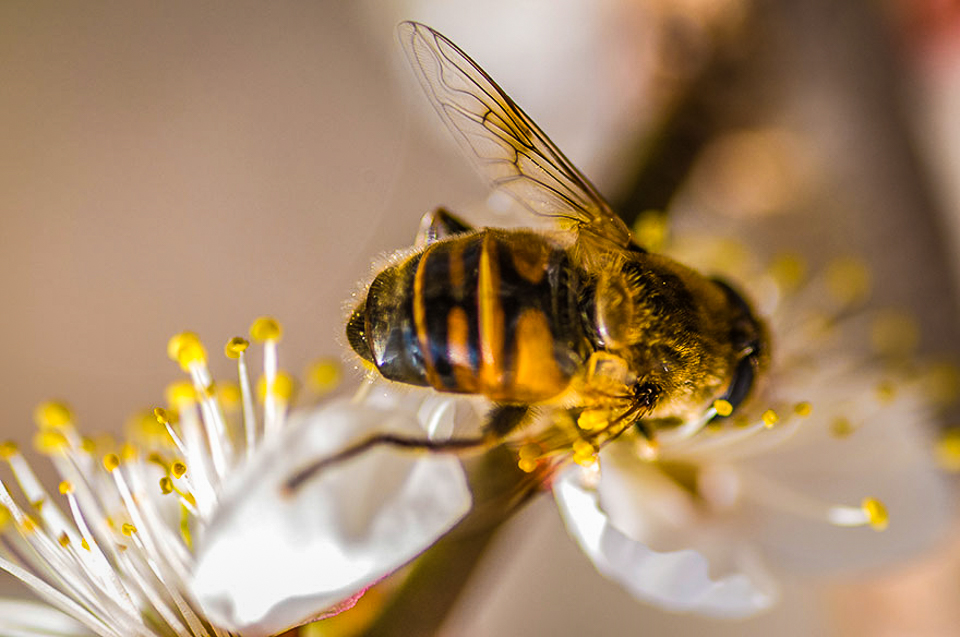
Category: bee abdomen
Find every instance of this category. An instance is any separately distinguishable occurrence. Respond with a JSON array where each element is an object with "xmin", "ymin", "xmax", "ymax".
[{"xmin": 412, "ymin": 229, "xmax": 587, "ymax": 402}]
